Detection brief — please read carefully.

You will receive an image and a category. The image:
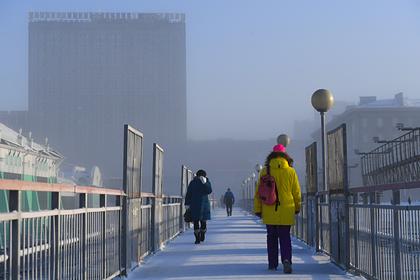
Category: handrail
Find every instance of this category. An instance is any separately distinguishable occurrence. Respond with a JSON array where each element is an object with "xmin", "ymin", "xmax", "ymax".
[
  {"xmin": 0, "ymin": 179, "xmax": 125, "ymax": 196},
  {"xmin": 162, "ymin": 195, "xmax": 182, "ymax": 199},
  {"xmin": 307, "ymin": 181, "xmax": 420, "ymax": 195},
  {"xmin": 348, "ymin": 180, "xmax": 420, "ymax": 193},
  {"xmin": 0, "ymin": 171, "xmax": 193, "ymax": 279},
  {"xmin": 141, "ymin": 192, "xmax": 156, "ymax": 198}
]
